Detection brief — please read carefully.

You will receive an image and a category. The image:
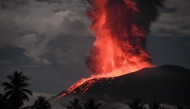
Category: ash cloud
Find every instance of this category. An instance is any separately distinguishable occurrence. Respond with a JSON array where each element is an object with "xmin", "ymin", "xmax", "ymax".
[
  {"xmin": 86, "ymin": 0, "xmax": 164, "ymax": 74},
  {"xmin": 150, "ymin": 0, "xmax": 190, "ymax": 37},
  {"xmin": 0, "ymin": 0, "xmax": 93, "ymax": 94},
  {"xmin": 0, "ymin": 0, "xmax": 90, "ymax": 64}
]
